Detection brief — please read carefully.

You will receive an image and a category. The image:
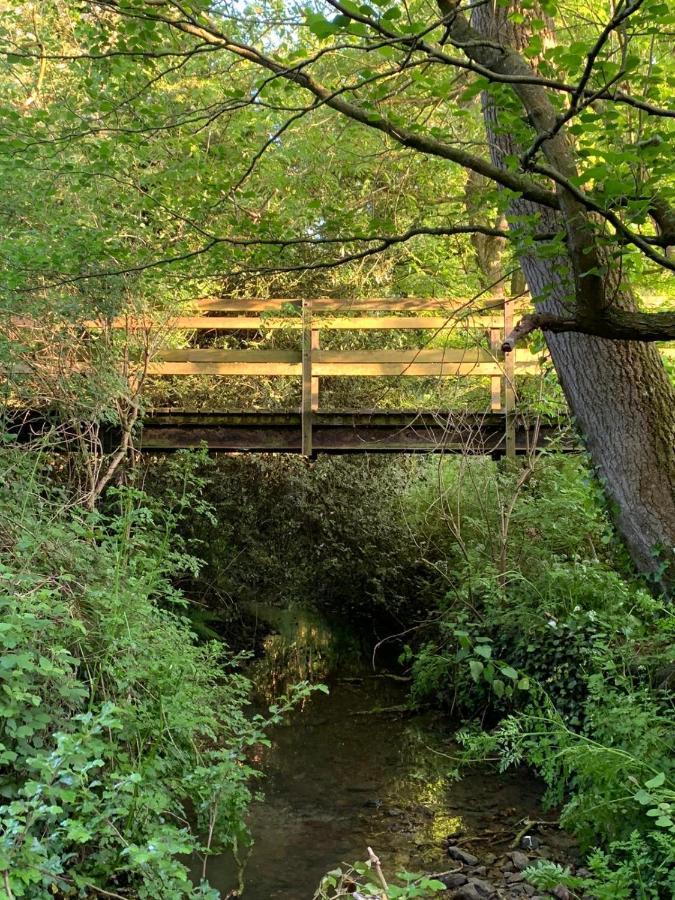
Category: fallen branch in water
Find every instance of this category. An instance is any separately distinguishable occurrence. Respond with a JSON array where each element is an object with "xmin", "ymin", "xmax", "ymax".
[{"xmin": 352, "ymin": 704, "xmax": 412, "ymax": 716}]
